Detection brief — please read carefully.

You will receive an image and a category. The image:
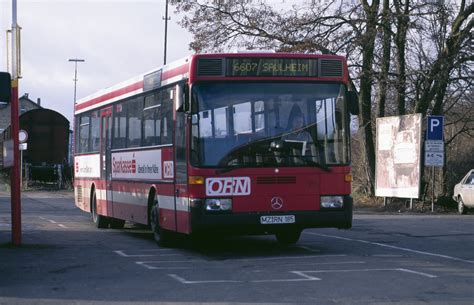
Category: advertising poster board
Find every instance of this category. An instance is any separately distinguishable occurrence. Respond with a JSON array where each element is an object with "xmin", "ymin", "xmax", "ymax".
[{"xmin": 375, "ymin": 114, "xmax": 422, "ymax": 198}]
